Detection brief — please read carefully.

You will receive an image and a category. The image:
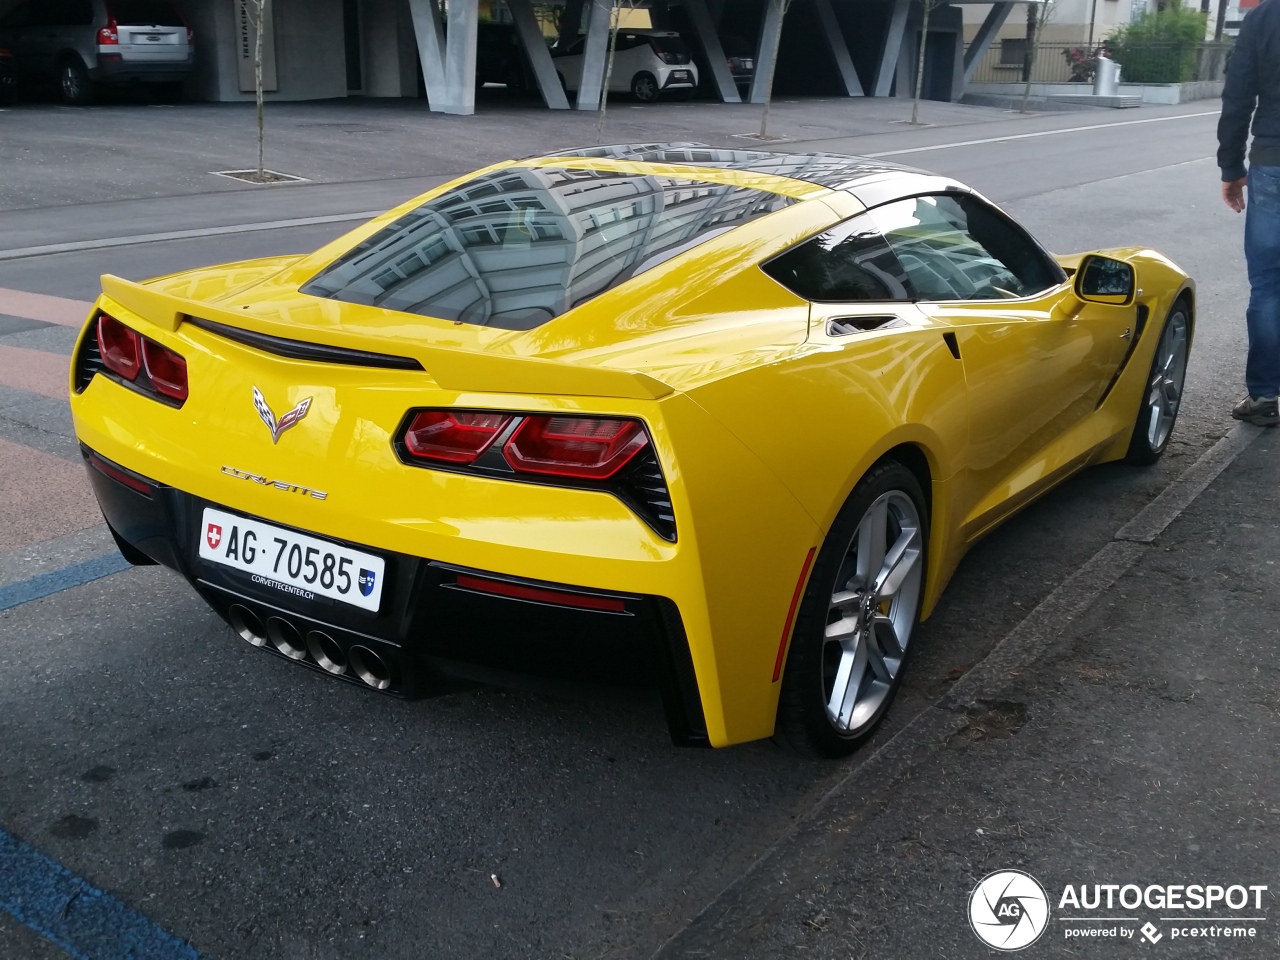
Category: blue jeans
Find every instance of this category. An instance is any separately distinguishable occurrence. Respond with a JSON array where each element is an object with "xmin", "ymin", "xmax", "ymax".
[{"xmin": 1246, "ymin": 165, "xmax": 1280, "ymax": 397}]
